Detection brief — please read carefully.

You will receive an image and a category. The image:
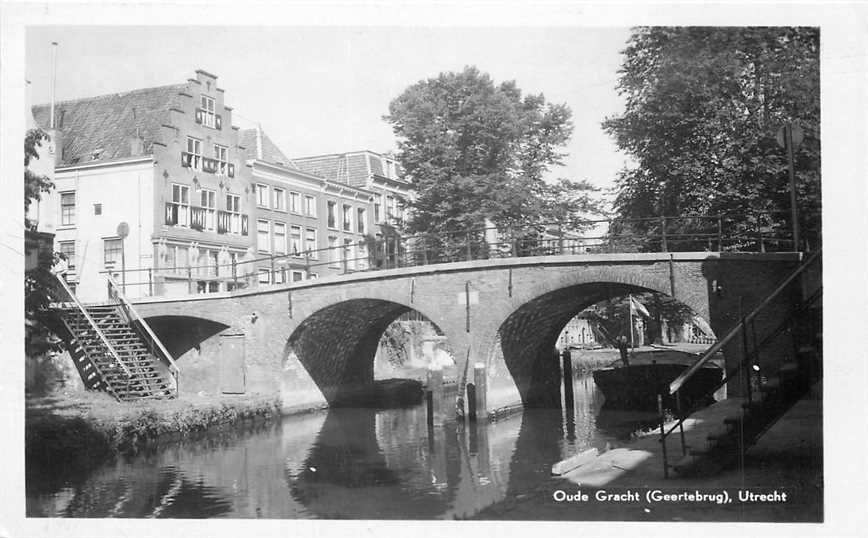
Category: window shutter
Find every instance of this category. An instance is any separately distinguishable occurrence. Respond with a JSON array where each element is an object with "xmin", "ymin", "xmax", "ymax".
[
  {"xmin": 241, "ymin": 215, "xmax": 249, "ymax": 236},
  {"xmin": 215, "ymin": 115, "xmax": 222, "ymax": 130},
  {"xmin": 228, "ymin": 164, "xmax": 235, "ymax": 178},
  {"xmin": 195, "ymin": 109, "xmax": 203, "ymax": 124},
  {"xmin": 181, "ymin": 153, "xmax": 189, "ymax": 168}
]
